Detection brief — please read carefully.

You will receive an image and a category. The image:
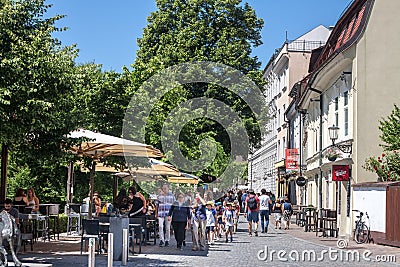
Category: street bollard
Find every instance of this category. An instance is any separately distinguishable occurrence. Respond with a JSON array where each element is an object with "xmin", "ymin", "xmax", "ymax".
[
  {"xmin": 88, "ymin": 237, "xmax": 95, "ymax": 267},
  {"xmin": 122, "ymin": 228, "xmax": 128, "ymax": 266},
  {"xmin": 107, "ymin": 233, "xmax": 114, "ymax": 267}
]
